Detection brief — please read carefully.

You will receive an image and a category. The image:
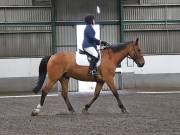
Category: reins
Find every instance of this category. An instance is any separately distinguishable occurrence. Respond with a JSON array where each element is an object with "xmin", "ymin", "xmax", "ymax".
[{"xmin": 100, "ymin": 42, "xmax": 139, "ymax": 61}]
